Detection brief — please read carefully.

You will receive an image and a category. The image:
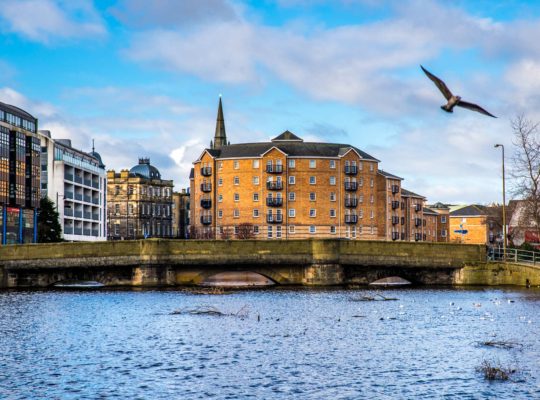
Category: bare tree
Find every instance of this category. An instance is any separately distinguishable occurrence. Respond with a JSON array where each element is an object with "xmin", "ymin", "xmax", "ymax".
[
  {"xmin": 237, "ymin": 223, "xmax": 255, "ymax": 239},
  {"xmin": 510, "ymin": 114, "xmax": 540, "ymax": 243}
]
